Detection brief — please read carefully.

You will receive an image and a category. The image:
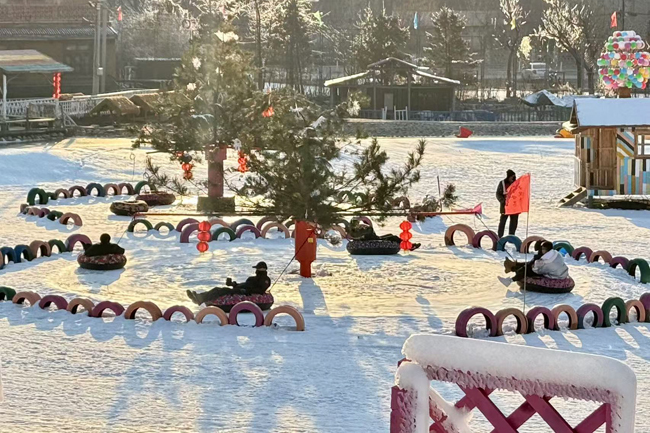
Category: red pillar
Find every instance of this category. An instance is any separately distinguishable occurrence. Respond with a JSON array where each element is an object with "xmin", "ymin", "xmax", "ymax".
[
  {"xmin": 206, "ymin": 146, "xmax": 227, "ymax": 198},
  {"xmin": 295, "ymin": 221, "xmax": 317, "ymax": 278}
]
